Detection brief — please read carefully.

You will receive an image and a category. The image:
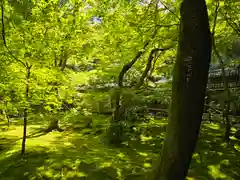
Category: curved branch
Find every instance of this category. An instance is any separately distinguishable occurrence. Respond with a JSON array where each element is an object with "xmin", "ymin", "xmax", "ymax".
[
  {"xmin": 136, "ymin": 48, "xmax": 169, "ymax": 88},
  {"xmin": 1, "ymin": 1, "xmax": 26, "ymax": 67},
  {"xmin": 220, "ymin": 4, "xmax": 240, "ymax": 36},
  {"xmin": 117, "ymin": 27, "xmax": 159, "ymax": 87}
]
